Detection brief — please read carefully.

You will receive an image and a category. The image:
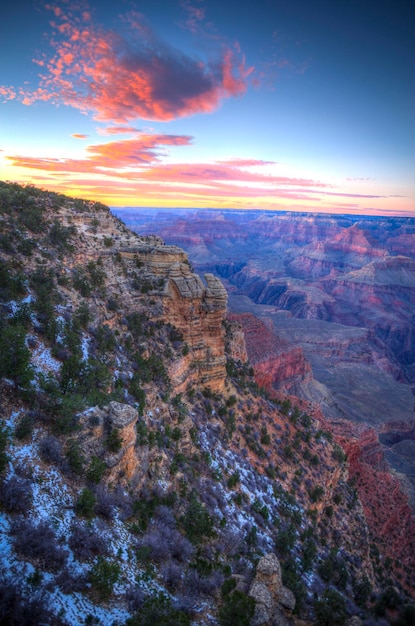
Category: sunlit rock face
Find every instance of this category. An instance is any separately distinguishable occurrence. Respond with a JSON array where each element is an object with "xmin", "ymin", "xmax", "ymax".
[{"xmin": 162, "ymin": 262, "xmax": 228, "ymax": 393}]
